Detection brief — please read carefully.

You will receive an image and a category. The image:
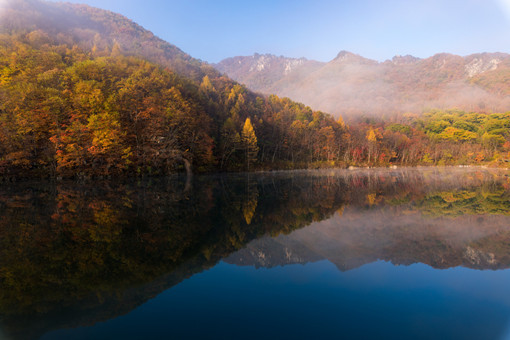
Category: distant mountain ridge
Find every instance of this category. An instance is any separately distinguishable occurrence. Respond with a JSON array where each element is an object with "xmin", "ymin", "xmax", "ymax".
[
  {"xmin": 215, "ymin": 51, "xmax": 510, "ymax": 116},
  {"xmin": 215, "ymin": 53, "xmax": 325, "ymax": 92}
]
